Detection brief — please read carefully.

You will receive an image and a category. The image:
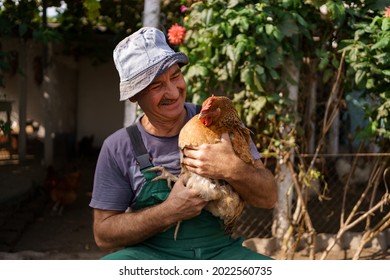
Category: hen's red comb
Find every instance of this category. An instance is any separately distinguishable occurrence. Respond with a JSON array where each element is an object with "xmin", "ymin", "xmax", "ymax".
[{"xmin": 201, "ymin": 95, "xmax": 215, "ymax": 112}]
